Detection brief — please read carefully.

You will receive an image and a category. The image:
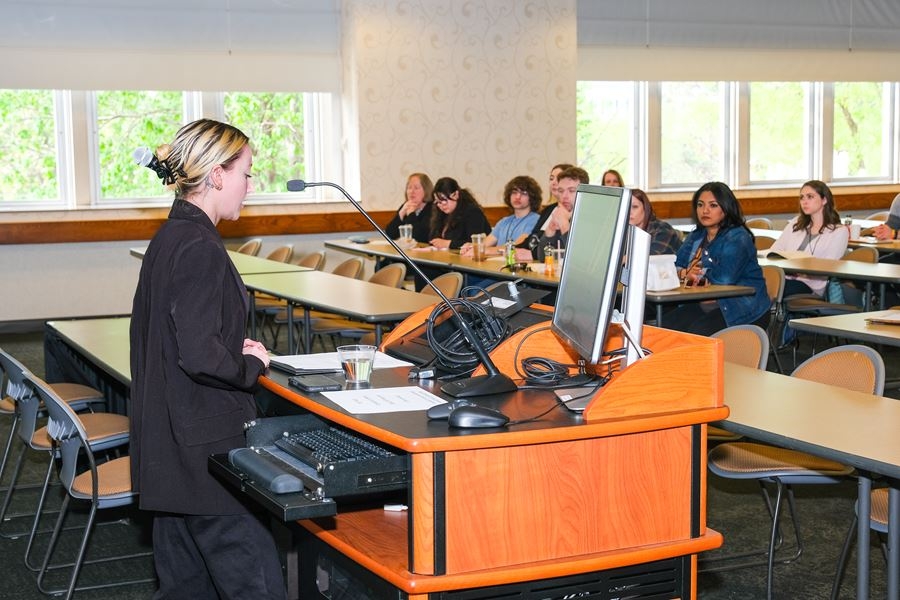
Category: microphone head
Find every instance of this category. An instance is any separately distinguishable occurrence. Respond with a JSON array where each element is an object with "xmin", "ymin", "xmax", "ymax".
[
  {"xmin": 133, "ymin": 147, "xmax": 154, "ymax": 167},
  {"xmin": 286, "ymin": 179, "xmax": 307, "ymax": 192}
]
